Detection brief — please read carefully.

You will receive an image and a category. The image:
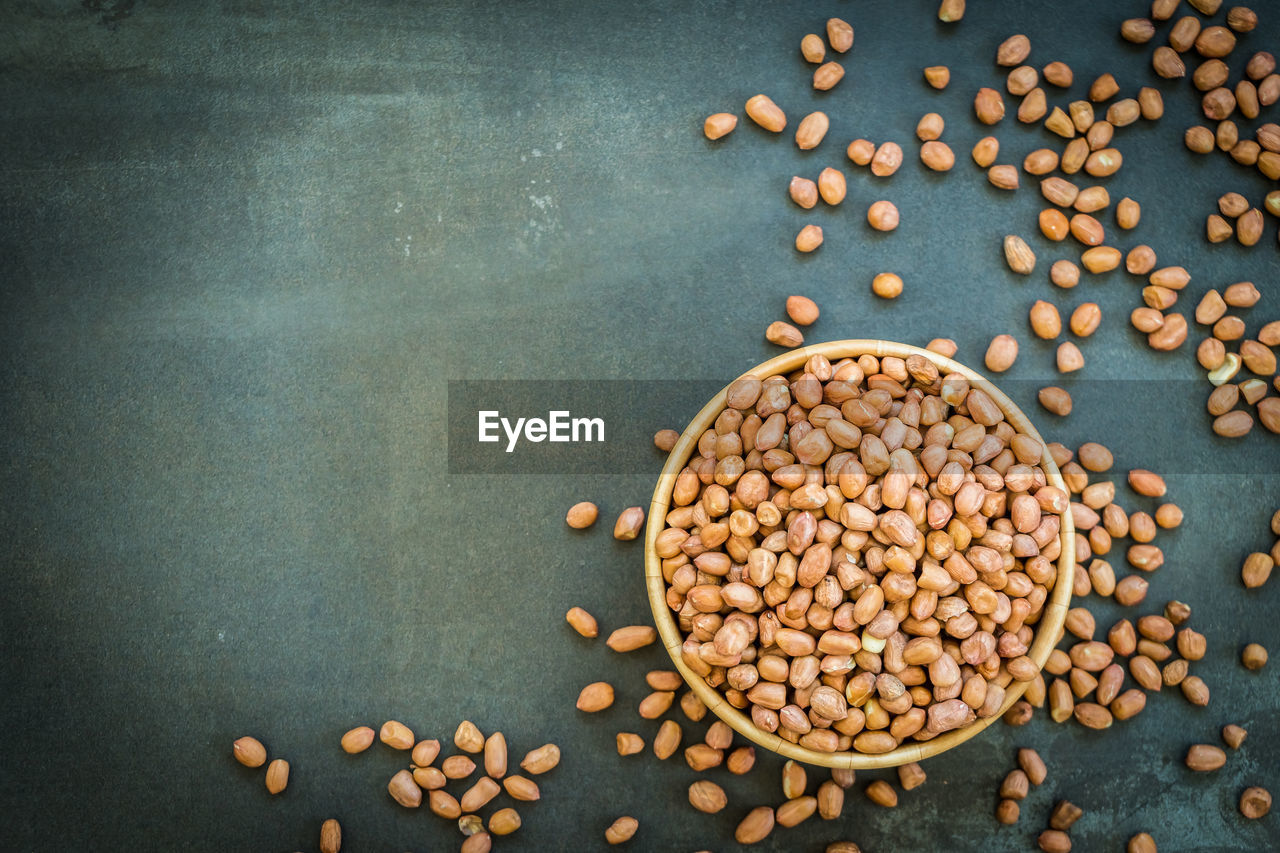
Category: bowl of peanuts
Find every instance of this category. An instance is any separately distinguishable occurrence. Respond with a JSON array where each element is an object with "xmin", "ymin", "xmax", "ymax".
[{"xmin": 645, "ymin": 340, "xmax": 1075, "ymax": 769}]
